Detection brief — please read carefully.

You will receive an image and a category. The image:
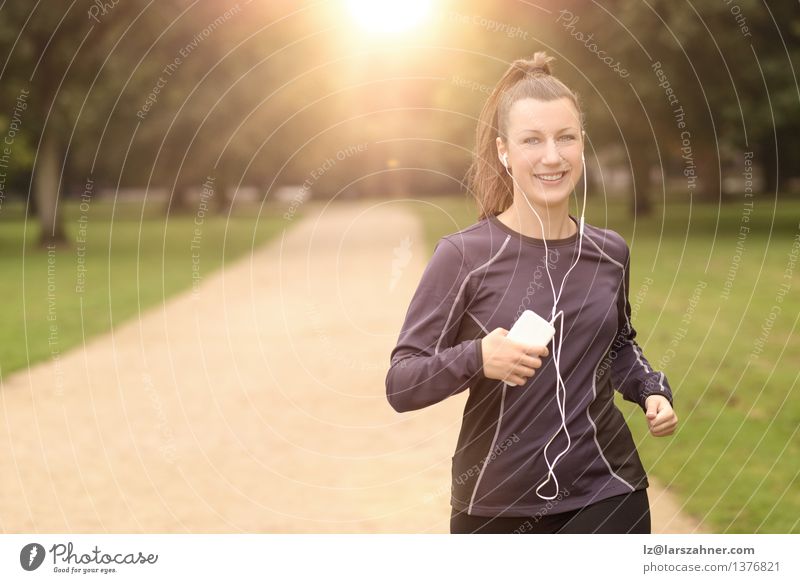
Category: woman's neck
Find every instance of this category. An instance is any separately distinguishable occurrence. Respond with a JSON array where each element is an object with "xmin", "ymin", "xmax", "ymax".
[{"xmin": 497, "ymin": 201, "xmax": 577, "ymax": 240}]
